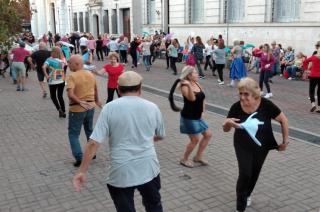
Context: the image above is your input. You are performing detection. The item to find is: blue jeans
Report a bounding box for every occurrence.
[107,175,163,212]
[68,109,95,161]
[287,65,298,78]
[143,55,151,70]
[271,60,279,75]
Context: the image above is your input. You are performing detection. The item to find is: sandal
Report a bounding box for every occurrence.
[193,157,209,166]
[180,159,194,168]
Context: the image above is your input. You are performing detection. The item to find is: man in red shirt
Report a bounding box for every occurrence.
[11,42,30,91]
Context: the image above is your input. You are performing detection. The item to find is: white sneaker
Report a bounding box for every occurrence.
[218,81,224,85]
[264,93,273,98]
[217,79,222,83]
[247,196,252,207]
[288,77,292,80]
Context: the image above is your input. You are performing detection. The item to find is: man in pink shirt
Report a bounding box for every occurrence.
[11,42,30,91]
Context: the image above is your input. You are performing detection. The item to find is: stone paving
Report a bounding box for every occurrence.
[0,69,320,212]
[92,58,320,135]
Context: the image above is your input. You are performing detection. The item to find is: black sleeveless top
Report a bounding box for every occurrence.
[181,83,205,120]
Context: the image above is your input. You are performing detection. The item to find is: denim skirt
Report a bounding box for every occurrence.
[180,116,209,135]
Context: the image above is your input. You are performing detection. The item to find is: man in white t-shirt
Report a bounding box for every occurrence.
[79,35,88,48]
[73,71,165,212]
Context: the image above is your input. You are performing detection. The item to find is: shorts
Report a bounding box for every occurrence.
[37,69,45,81]
[180,116,209,135]
[11,62,26,77]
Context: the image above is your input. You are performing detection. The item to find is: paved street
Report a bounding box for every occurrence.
[0,65,320,212]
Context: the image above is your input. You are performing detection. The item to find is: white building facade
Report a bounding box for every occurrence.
[143,0,320,55]
[30,0,320,54]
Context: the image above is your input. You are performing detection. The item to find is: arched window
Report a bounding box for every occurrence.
[273,0,300,22]
[147,0,156,24]
[191,0,204,24]
[226,0,245,23]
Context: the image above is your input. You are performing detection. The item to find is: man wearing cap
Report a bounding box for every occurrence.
[10,42,30,91]
[73,71,165,212]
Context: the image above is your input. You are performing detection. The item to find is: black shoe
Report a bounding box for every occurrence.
[92,155,97,160]
[173,72,177,75]
[212,73,217,76]
[269,79,273,83]
[73,160,82,167]
[59,110,66,118]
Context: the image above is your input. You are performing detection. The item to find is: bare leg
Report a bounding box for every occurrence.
[183,135,200,161]
[21,76,25,89]
[39,81,46,94]
[195,129,212,160]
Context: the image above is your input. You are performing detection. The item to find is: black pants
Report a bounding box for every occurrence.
[49,82,65,112]
[170,57,177,74]
[166,52,170,69]
[216,64,225,82]
[204,55,213,70]
[280,64,288,75]
[103,46,109,56]
[309,77,320,105]
[259,70,271,93]
[119,50,128,63]
[96,48,103,60]
[235,144,269,211]
[106,88,120,103]
[130,52,137,67]
[107,175,163,212]
[151,51,156,62]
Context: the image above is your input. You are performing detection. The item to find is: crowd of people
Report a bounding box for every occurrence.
[0,30,320,212]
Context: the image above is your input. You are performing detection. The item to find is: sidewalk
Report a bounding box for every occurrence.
[0,72,319,212]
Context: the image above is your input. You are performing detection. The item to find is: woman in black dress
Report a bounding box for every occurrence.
[223,77,289,212]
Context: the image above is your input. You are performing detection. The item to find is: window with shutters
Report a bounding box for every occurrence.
[191,0,204,24]
[85,12,89,33]
[273,0,300,22]
[226,0,245,23]
[79,12,84,32]
[73,13,78,31]
[147,0,156,24]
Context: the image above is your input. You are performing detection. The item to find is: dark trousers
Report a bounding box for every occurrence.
[196,58,205,77]
[131,52,137,67]
[96,48,104,60]
[235,144,269,211]
[107,175,163,212]
[216,64,225,82]
[49,82,65,112]
[170,57,177,74]
[120,50,128,63]
[259,70,271,93]
[103,46,109,56]
[165,52,170,68]
[204,55,213,70]
[107,88,120,103]
[309,77,320,105]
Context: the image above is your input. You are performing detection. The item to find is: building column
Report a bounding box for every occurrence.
[162,0,169,33]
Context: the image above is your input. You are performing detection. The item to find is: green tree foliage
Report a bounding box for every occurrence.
[0,0,31,46]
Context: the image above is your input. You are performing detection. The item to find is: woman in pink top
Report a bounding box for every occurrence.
[93,52,124,103]
[86,36,96,60]
[102,34,109,56]
[252,44,275,99]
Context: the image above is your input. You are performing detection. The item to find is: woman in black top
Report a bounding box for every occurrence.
[130,38,139,68]
[223,77,289,212]
[169,66,212,168]
[95,35,104,61]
